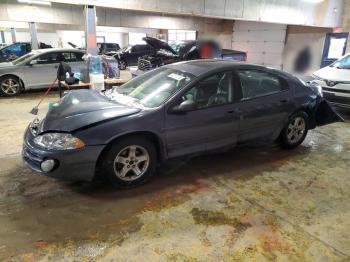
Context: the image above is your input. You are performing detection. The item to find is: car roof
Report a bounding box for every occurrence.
[31,48,85,54]
[164,59,280,77]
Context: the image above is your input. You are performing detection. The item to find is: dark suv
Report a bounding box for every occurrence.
[109,45,155,70]
[97,43,120,54]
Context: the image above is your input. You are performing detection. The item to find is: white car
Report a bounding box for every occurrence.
[0,48,85,96]
[313,53,350,108]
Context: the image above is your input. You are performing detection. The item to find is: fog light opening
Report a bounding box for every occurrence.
[40,159,56,173]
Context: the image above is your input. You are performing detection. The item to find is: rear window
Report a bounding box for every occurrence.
[237,70,288,99]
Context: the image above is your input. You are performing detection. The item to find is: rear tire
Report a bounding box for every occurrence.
[279,112,309,149]
[102,136,157,188]
[0,76,21,96]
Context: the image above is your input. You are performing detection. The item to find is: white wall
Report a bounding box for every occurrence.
[232,21,287,69]
[3,31,58,47]
[283,26,330,73]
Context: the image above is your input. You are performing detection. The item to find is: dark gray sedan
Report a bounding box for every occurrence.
[23,60,342,188]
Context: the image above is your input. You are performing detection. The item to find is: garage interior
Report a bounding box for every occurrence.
[0,0,349,261]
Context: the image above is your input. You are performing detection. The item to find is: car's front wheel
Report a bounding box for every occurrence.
[279,112,309,149]
[0,76,21,96]
[119,60,127,70]
[103,136,157,188]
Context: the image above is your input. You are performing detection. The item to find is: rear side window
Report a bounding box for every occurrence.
[237,70,288,99]
[70,52,84,62]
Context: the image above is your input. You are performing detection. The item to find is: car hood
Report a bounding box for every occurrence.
[0,62,14,68]
[313,66,350,82]
[143,37,177,55]
[39,89,141,133]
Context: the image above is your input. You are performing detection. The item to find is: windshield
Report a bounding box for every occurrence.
[12,52,38,65]
[111,68,194,108]
[331,54,350,69]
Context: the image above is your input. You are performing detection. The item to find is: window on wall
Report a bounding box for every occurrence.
[168,30,196,42]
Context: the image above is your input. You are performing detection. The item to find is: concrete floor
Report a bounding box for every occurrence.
[0,90,349,261]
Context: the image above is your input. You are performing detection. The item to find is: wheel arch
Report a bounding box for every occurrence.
[293,105,316,129]
[95,131,166,178]
[0,73,25,90]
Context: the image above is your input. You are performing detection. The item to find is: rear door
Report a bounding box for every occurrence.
[234,68,294,142]
[165,71,239,158]
[67,51,85,71]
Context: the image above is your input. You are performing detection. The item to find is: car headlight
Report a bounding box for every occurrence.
[33,133,85,150]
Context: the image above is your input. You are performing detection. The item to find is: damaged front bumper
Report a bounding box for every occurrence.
[315,99,344,126]
[22,126,104,182]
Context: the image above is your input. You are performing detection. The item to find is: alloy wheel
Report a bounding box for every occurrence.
[1,78,20,95]
[113,145,150,181]
[287,117,306,144]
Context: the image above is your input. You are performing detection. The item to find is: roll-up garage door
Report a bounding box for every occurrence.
[232,21,286,69]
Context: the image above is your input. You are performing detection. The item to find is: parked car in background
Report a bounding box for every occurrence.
[0,48,85,96]
[0,43,8,48]
[221,49,247,61]
[0,42,31,63]
[0,42,53,63]
[137,37,221,71]
[97,43,120,54]
[107,44,155,70]
[137,37,246,72]
[22,60,342,188]
[312,53,350,108]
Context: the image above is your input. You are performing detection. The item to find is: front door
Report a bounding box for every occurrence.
[234,69,294,142]
[23,51,61,89]
[165,71,239,158]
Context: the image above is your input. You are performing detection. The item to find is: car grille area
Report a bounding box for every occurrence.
[138,58,152,71]
[22,144,43,173]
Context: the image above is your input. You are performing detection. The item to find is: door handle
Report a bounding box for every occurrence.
[227,109,235,114]
[279,99,289,103]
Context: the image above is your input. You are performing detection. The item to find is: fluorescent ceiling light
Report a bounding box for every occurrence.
[303,0,324,3]
[17,0,52,6]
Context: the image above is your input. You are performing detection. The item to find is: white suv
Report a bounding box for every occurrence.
[313,53,350,108]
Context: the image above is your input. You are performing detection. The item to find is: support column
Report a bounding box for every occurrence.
[84,5,97,55]
[10,28,16,43]
[29,22,39,50]
[0,31,5,43]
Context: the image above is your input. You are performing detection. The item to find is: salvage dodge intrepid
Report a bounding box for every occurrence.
[23,60,342,188]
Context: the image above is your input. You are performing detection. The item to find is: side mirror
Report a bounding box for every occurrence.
[170,100,197,113]
[29,60,37,65]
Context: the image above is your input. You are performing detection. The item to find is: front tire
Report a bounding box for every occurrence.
[119,60,127,70]
[279,112,309,149]
[0,76,21,96]
[102,136,157,188]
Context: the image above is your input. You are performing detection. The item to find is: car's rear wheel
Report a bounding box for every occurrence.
[279,112,309,149]
[102,136,157,188]
[0,76,21,96]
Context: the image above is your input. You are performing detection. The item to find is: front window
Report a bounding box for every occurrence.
[331,54,350,69]
[180,71,233,109]
[12,51,40,65]
[111,68,194,108]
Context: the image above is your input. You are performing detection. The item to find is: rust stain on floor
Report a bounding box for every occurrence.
[0,94,349,261]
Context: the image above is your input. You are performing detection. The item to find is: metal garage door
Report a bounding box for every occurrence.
[232,21,286,69]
